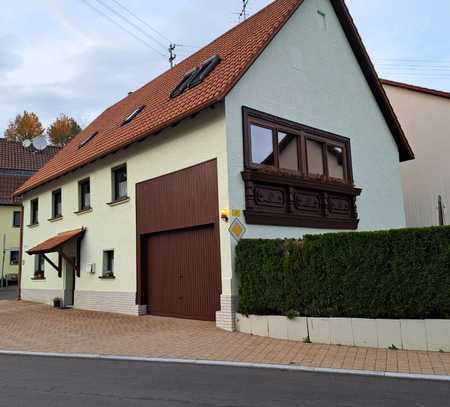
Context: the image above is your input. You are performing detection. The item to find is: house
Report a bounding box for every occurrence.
[382,79,450,227]
[0,139,59,284]
[14,0,413,331]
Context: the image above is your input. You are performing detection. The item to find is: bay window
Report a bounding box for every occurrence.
[242,107,361,229]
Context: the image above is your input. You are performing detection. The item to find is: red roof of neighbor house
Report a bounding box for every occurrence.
[15,0,413,197]
[27,228,85,255]
[381,79,450,100]
[0,138,60,171]
[0,175,26,205]
[0,139,60,204]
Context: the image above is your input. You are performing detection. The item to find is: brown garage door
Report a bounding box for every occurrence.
[136,159,221,321]
[145,225,221,320]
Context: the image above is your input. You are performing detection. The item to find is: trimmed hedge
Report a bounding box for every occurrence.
[235,226,450,319]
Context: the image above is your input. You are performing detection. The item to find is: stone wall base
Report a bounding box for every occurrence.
[21,289,63,306]
[74,291,142,315]
[216,294,239,331]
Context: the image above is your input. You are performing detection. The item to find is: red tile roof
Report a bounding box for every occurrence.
[0,175,25,205]
[0,139,60,171]
[27,228,85,255]
[15,0,413,196]
[0,139,60,204]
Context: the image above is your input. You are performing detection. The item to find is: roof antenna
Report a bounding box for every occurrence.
[169,43,176,68]
[240,0,249,21]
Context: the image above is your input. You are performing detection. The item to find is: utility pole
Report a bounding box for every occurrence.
[169,43,176,68]
[240,0,249,21]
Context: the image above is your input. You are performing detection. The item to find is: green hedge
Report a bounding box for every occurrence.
[235,226,450,319]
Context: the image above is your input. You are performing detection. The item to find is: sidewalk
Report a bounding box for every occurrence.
[0,300,448,377]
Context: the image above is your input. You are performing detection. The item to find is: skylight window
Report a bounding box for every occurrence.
[79,131,98,148]
[122,105,145,125]
[170,55,221,99]
[189,55,221,88]
[170,67,200,99]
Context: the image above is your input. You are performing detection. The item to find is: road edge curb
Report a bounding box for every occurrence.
[0,349,448,382]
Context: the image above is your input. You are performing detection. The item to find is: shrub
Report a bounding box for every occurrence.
[235,226,450,319]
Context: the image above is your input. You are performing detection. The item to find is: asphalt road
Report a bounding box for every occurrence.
[0,355,448,406]
[0,286,17,301]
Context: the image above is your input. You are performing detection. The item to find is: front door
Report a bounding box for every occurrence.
[63,257,75,307]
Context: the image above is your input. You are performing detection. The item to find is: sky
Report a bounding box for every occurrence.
[0,0,449,134]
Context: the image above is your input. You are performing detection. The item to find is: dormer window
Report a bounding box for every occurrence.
[122,105,145,125]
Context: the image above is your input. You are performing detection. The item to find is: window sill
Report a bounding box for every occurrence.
[74,207,93,216]
[106,197,130,207]
[31,277,46,281]
[27,223,39,228]
[48,216,63,223]
[99,275,116,280]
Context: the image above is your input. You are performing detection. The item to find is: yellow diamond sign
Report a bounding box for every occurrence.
[229,218,246,241]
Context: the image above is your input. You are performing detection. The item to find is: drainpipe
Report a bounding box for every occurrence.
[1,234,5,288]
[17,206,24,300]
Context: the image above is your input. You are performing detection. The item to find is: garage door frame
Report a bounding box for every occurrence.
[135,159,222,319]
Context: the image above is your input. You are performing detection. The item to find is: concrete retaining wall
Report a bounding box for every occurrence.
[236,314,450,352]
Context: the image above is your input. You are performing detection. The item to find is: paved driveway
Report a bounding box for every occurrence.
[0,300,449,377]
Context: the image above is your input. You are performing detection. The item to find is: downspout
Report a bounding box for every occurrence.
[17,205,24,300]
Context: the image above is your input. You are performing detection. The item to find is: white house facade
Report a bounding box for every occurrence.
[16,0,413,331]
[382,79,450,228]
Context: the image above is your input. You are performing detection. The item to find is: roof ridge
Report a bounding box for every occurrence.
[381,78,450,100]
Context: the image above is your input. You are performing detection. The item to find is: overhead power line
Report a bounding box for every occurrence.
[81,0,167,58]
[94,0,168,50]
[109,0,172,44]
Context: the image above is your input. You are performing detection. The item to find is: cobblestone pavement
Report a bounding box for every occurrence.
[0,300,448,376]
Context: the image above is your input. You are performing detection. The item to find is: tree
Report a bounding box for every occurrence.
[4,111,45,142]
[47,114,82,147]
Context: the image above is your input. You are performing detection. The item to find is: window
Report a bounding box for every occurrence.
[242,107,361,230]
[170,67,200,98]
[10,250,19,265]
[122,105,145,125]
[170,55,221,98]
[112,165,127,201]
[30,199,39,225]
[34,254,45,279]
[79,179,91,211]
[244,108,351,183]
[12,211,21,227]
[278,132,298,171]
[79,131,98,148]
[52,189,62,218]
[102,250,114,278]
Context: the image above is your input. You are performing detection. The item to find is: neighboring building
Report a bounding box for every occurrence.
[15,0,413,330]
[382,79,450,227]
[0,139,59,283]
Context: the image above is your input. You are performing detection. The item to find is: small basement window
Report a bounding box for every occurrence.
[79,131,98,148]
[10,250,19,266]
[122,105,145,125]
[102,250,115,278]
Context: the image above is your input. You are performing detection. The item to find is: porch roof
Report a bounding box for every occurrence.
[27,228,85,255]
